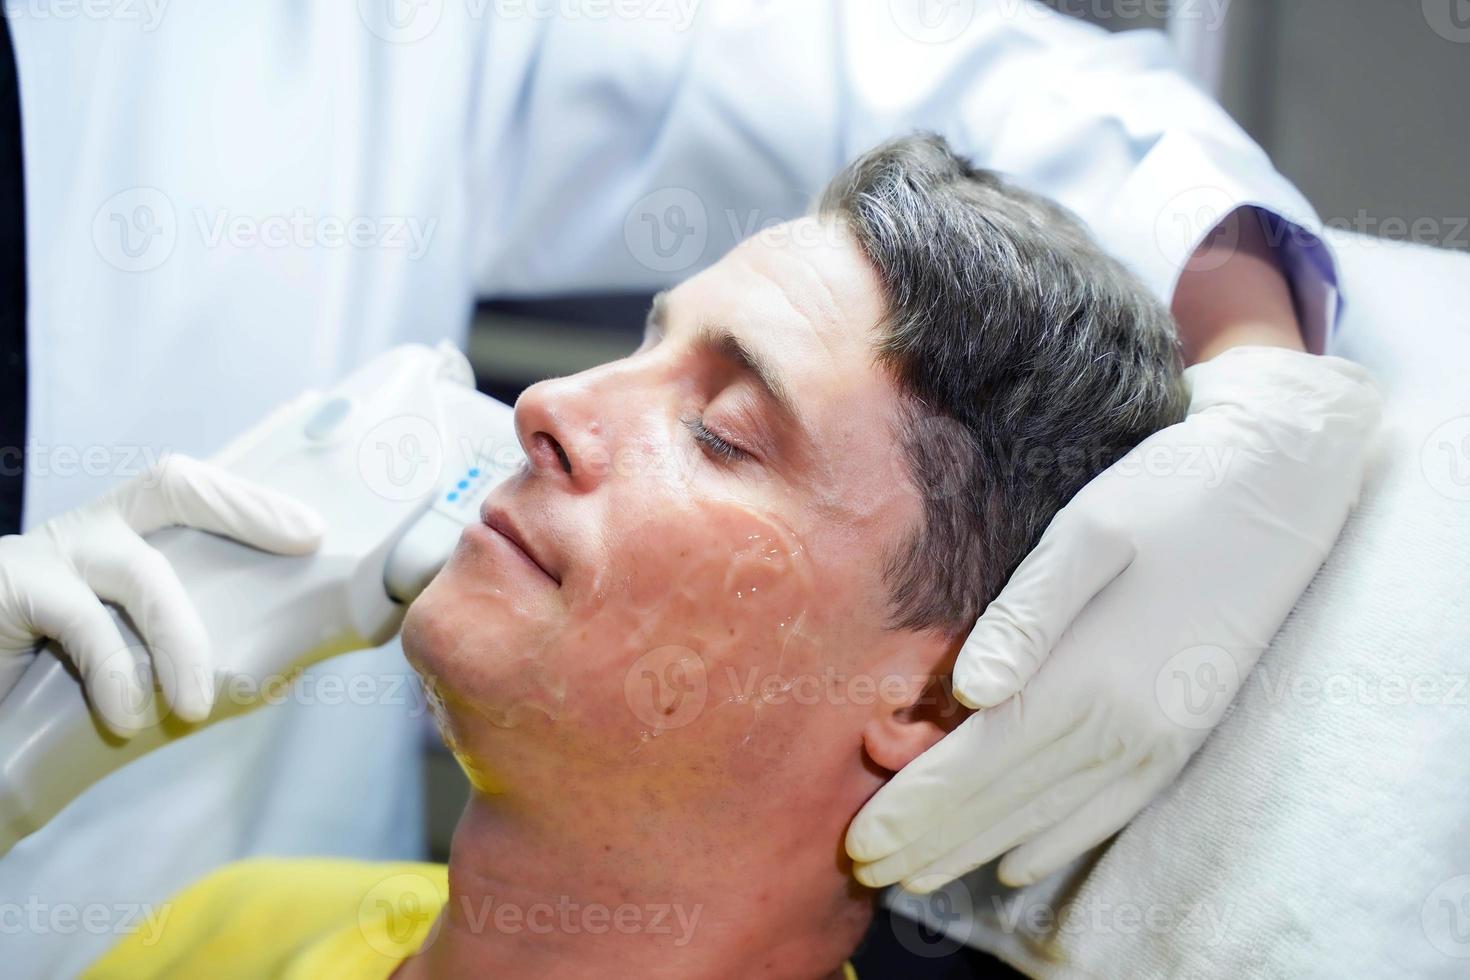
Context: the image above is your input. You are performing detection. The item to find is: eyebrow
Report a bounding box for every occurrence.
[646,291,807,431]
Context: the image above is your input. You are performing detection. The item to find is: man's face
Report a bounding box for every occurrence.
[404,217,930,808]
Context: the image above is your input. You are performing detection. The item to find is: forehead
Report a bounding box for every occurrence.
[663,215,893,407]
[691,217,883,348]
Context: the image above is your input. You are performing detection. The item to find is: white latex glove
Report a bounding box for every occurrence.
[846,347,1381,891]
[0,455,324,737]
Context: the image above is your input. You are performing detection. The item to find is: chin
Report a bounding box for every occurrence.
[399,576,458,676]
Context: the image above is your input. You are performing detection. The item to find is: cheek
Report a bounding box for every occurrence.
[545,496,848,780]
[413,491,854,792]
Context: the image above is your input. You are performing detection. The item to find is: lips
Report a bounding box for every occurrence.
[480,504,560,586]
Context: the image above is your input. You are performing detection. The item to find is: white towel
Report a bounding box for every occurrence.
[890,230,1470,979]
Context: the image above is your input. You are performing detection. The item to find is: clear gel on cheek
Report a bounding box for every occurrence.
[557,498,826,771]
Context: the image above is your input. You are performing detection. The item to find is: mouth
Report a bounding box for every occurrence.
[479,504,561,586]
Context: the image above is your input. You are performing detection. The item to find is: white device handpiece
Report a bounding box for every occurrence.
[0,343,525,856]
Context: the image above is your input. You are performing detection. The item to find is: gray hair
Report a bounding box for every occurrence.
[818,133,1189,635]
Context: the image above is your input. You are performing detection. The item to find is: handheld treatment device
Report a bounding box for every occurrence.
[0,343,523,856]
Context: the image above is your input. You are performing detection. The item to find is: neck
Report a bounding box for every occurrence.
[397,765,874,980]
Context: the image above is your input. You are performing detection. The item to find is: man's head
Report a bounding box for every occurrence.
[402,133,1185,967]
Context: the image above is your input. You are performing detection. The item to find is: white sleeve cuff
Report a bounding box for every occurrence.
[1095,130,1342,356]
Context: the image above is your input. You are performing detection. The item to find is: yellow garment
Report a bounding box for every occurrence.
[85,857,860,980]
[84,858,447,980]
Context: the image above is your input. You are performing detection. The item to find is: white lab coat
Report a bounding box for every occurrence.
[4,2,1334,975]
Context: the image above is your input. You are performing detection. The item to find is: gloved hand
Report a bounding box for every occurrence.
[846,347,1382,891]
[0,455,324,737]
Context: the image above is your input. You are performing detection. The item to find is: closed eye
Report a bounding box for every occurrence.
[681,415,751,464]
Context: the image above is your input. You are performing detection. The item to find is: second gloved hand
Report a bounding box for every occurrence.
[845,347,1381,891]
[0,455,324,736]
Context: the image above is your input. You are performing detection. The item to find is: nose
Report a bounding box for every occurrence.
[513,374,608,493]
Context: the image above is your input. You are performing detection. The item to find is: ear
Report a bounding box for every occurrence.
[860,631,969,774]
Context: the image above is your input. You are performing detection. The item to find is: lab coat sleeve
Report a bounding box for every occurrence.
[465,0,1338,353]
